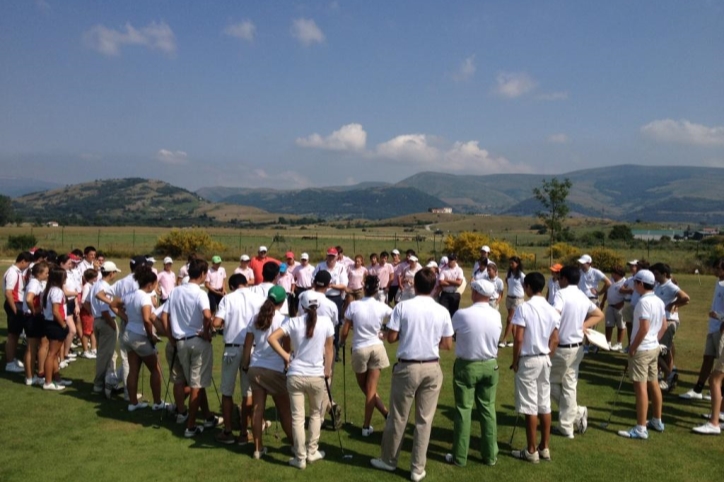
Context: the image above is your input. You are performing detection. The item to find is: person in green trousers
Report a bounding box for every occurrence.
[446,279,503,466]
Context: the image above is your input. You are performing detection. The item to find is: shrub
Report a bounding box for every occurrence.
[547,242,579,261]
[6,234,37,251]
[609,224,633,242]
[444,232,533,265]
[560,247,625,272]
[154,229,225,258]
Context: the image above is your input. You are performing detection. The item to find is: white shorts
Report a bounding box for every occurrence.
[605,306,625,329]
[515,355,552,415]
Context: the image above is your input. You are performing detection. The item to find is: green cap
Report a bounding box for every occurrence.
[268,285,287,304]
[212,255,222,264]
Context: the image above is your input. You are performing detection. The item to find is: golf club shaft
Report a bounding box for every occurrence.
[324,377,347,457]
[342,344,347,425]
[604,369,627,425]
[509,412,520,445]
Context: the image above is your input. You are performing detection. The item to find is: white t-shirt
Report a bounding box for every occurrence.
[215,288,266,345]
[438,265,464,293]
[80,283,93,306]
[578,267,608,298]
[553,286,597,345]
[388,296,454,360]
[162,283,210,339]
[90,279,114,318]
[547,278,560,305]
[654,279,681,320]
[281,314,335,377]
[249,282,289,315]
[512,296,561,356]
[123,289,153,336]
[632,292,665,351]
[607,277,627,306]
[621,277,635,302]
[3,265,25,303]
[452,302,502,361]
[708,280,724,334]
[248,311,286,372]
[312,261,349,297]
[506,272,525,298]
[65,268,82,299]
[400,264,422,295]
[43,286,66,322]
[23,278,45,314]
[344,297,392,351]
[206,267,227,291]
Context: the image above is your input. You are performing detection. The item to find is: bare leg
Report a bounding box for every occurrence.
[708,372,723,425]
[44,340,63,384]
[251,389,267,452]
[524,415,538,454]
[142,354,162,403]
[272,393,294,441]
[633,381,648,426]
[539,412,551,449]
[38,338,49,377]
[126,351,141,405]
[24,338,39,379]
[648,380,663,420]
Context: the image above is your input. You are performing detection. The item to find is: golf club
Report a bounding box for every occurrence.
[325,377,352,460]
[509,412,520,445]
[161,345,177,422]
[141,365,145,400]
[210,375,222,409]
[274,405,280,441]
[342,344,348,425]
[601,367,627,429]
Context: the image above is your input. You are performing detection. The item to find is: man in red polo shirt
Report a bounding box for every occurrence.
[248,246,279,286]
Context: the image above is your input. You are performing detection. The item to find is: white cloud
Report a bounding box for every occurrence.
[83,21,176,57]
[223,20,256,42]
[548,133,570,144]
[537,91,568,101]
[296,123,367,151]
[156,149,188,165]
[444,141,531,173]
[376,134,441,163]
[291,18,325,46]
[494,72,536,98]
[641,119,724,146]
[452,55,476,82]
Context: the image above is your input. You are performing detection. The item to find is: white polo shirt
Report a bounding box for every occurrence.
[292,263,315,289]
[3,265,25,303]
[553,286,597,345]
[249,282,289,315]
[607,277,627,306]
[439,265,464,294]
[344,297,392,351]
[111,273,138,299]
[512,296,561,356]
[621,277,635,303]
[123,289,153,336]
[708,280,724,334]
[215,288,266,345]
[632,292,665,351]
[90,279,114,318]
[547,278,560,305]
[578,267,608,298]
[23,278,45,314]
[452,302,502,361]
[400,264,421,294]
[157,270,176,300]
[654,279,681,320]
[506,272,525,298]
[281,314,335,377]
[162,282,210,339]
[43,286,66,322]
[312,261,348,297]
[472,260,491,281]
[206,266,227,291]
[233,266,255,284]
[388,296,453,361]
[248,311,286,372]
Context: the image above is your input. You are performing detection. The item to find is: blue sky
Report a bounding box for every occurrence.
[1,0,722,190]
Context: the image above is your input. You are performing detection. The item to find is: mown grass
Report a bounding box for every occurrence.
[1,272,723,482]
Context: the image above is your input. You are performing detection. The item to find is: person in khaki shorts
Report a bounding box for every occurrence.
[161,258,221,438]
[618,270,667,440]
[370,268,454,482]
[340,275,392,437]
[692,310,724,434]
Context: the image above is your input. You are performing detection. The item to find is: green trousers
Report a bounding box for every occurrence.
[452,358,499,466]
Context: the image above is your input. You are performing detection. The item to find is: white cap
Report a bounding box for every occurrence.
[480,245,491,253]
[258,246,268,252]
[391,249,400,255]
[301,252,309,260]
[634,269,655,285]
[240,254,250,262]
[577,254,593,264]
[101,261,121,273]
[409,255,418,263]
[146,256,156,264]
[300,290,322,310]
[471,279,497,297]
[440,256,449,265]
[627,259,638,265]
[163,257,173,265]
[426,261,438,268]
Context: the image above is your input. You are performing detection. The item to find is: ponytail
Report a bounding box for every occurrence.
[255,299,278,331]
[305,305,318,338]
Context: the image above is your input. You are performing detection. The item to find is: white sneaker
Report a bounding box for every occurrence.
[25,377,34,386]
[538,447,551,462]
[253,447,267,459]
[362,425,374,437]
[152,401,173,411]
[679,389,703,400]
[612,343,623,352]
[176,411,189,424]
[370,458,396,472]
[66,353,77,359]
[184,426,204,438]
[307,450,325,463]
[59,361,69,369]
[91,349,97,355]
[704,392,712,401]
[128,402,149,412]
[498,342,506,348]
[289,457,306,469]
[511,448,540,463]
[5,362,23,373]
[617,427,648,439]
[700,412,724,422]
[43,382,65,391]
[693,422,721,435]
[15,359,24,368]
[411,470,426,482]
[80,351,97,359]
[647,418,665,432]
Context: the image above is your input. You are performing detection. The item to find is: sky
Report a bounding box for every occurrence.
[0,0,723,191]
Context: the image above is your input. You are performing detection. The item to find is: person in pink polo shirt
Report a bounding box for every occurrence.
[205,256,227,313]
[157,257,177,304]
[234,254,255,285]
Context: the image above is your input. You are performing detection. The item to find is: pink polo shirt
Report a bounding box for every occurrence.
[347,266,367,291]
[206,267,227,291]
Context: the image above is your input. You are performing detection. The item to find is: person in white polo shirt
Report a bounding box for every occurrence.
[91,261,122,398]
[617,269,666,440]
[445,279,502,468]
[501,256,525,348]
[4,251,32,373]
[234,254,255,285]
[398,255,421,302]
[340,275,392,437]
[605,266,627,352]
[577,254,611,307]
[212,273,265,445]
[510,272,560,464]
[486,262,504,311]
[546,264,562,306]
[438,253,464,317]
[205,255,226,313]
[161,258,222,438]
[550,266,603,439]
[370,268,454,482]
[292,252,315,315]
[471,245,492,282]
[620,260,649,351]
[313,247,349,362]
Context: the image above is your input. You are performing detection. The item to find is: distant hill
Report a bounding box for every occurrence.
[0,177,62,198]
[13,178,275,226]
[196,181,392,203]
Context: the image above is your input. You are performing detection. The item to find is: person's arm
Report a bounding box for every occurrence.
[141,304,157,342]
[512,325,524,372]
[267,328,290,368]
[340,319,353,346]
[161,312,174,346]
[439,335,453,351]
[241,331,254,371]
[5,289,16,314]
[669,289,690,312]
[110,298,128,323]
[387,329,399,344]
[200,308,213,340]
[629,318,649,356]
[548,328,560,357]
[324,336,334,379]
[657,316,668,341]
[212,315,224,330]
[26,292,37,316]
[583,307,605,330]
[52,302,66,328]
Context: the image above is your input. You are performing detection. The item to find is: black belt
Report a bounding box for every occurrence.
[521,353,546,358]
[588,297,598,300]
[507,296,522,299]
[441,291,458,295]
[559,343,582,348]
[398,358,439,364]
[224,343,241,347]
[176,335,197,341]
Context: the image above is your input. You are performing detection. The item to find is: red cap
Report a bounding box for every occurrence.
[326,247,338,256]
[68,253,81,263]
[285,251,295,259]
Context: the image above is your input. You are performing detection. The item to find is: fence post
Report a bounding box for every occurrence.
[353,233,356,253]
[97,229,101,249]
[133,230,136,252]
[315,233,318,250]
[394,232,397,249]
[61,226,64,247]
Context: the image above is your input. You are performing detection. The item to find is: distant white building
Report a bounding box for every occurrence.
[46,221,59,227]
[428,207,453,214]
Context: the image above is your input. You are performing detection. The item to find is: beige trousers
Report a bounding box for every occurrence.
[287,375,326,460]
[550,346,584,434]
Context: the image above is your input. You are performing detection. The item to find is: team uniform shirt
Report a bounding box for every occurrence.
[344,297,392,351]
[553,286,597,345]
[249,282,289,315]
[233,266,255,284]
[391,261,407,287]
[400,264,422,296]
[506,272,526,298]
[249,256,280,286]
[215,288,266,345]
[122,289,153,336]
[43,286,67,322]
[438,265,464,293]
[312,261,349,297]
[578,267,608,299]
[512,296,561,356]
[281,314,335,377]
[4,265,25,303]
[162,283,210,339]
[276,272,295,294]
[374,263,394,289]
[347,266,367,291]
[111,273,138,299]
[607,277,627,306]
[23,278,45,314]
[67,267,83,299]
[452,302,502,360]
[292,263,315,289]
[654,279,681,321]
[157,270,176,301]
[388,296,454,360]
[708,280,724,334]
[78,259,95,274]
[90,279,114,318]
[547,278,560,305]
[80,283,93,310]
[621,277,635,302]
[178,264,189,281]
[472,261,491,281]
[248,312,286,372]
[632,293,666,351]
[206,267,227,291]
[489,276,505,304]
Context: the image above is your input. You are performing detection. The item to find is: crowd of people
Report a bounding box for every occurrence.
[3,243,724,480]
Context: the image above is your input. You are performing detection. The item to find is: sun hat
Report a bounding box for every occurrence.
[101,261,121,273]
[634,269,655,285]
[300,290,322,310]
[163,257,173,265]
[240,254,250,262]
[212,255,222,264]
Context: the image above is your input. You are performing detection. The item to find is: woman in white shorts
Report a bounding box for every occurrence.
[242,286,293,459]
[486,262,505,311]
[268,290,335,470]
[501,256,525,347]
[340,275,391,436]
[116,266,166,412]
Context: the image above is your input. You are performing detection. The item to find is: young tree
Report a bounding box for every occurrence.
[0,195,15,226]
[609,224,634,242]
[532,177,572,247]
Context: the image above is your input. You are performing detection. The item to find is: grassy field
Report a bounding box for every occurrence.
[1,270,723,482]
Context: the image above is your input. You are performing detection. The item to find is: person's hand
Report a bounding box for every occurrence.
[709,311,719,319]
[629,346,637,357]
[510,361,519,373]
[324,367,331,379]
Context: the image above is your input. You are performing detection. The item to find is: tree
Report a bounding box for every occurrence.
[0,195,15,226]
[609,224,633,242]
[532,177,572,247]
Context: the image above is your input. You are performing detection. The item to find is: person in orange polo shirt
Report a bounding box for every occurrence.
[249,246,280,286]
